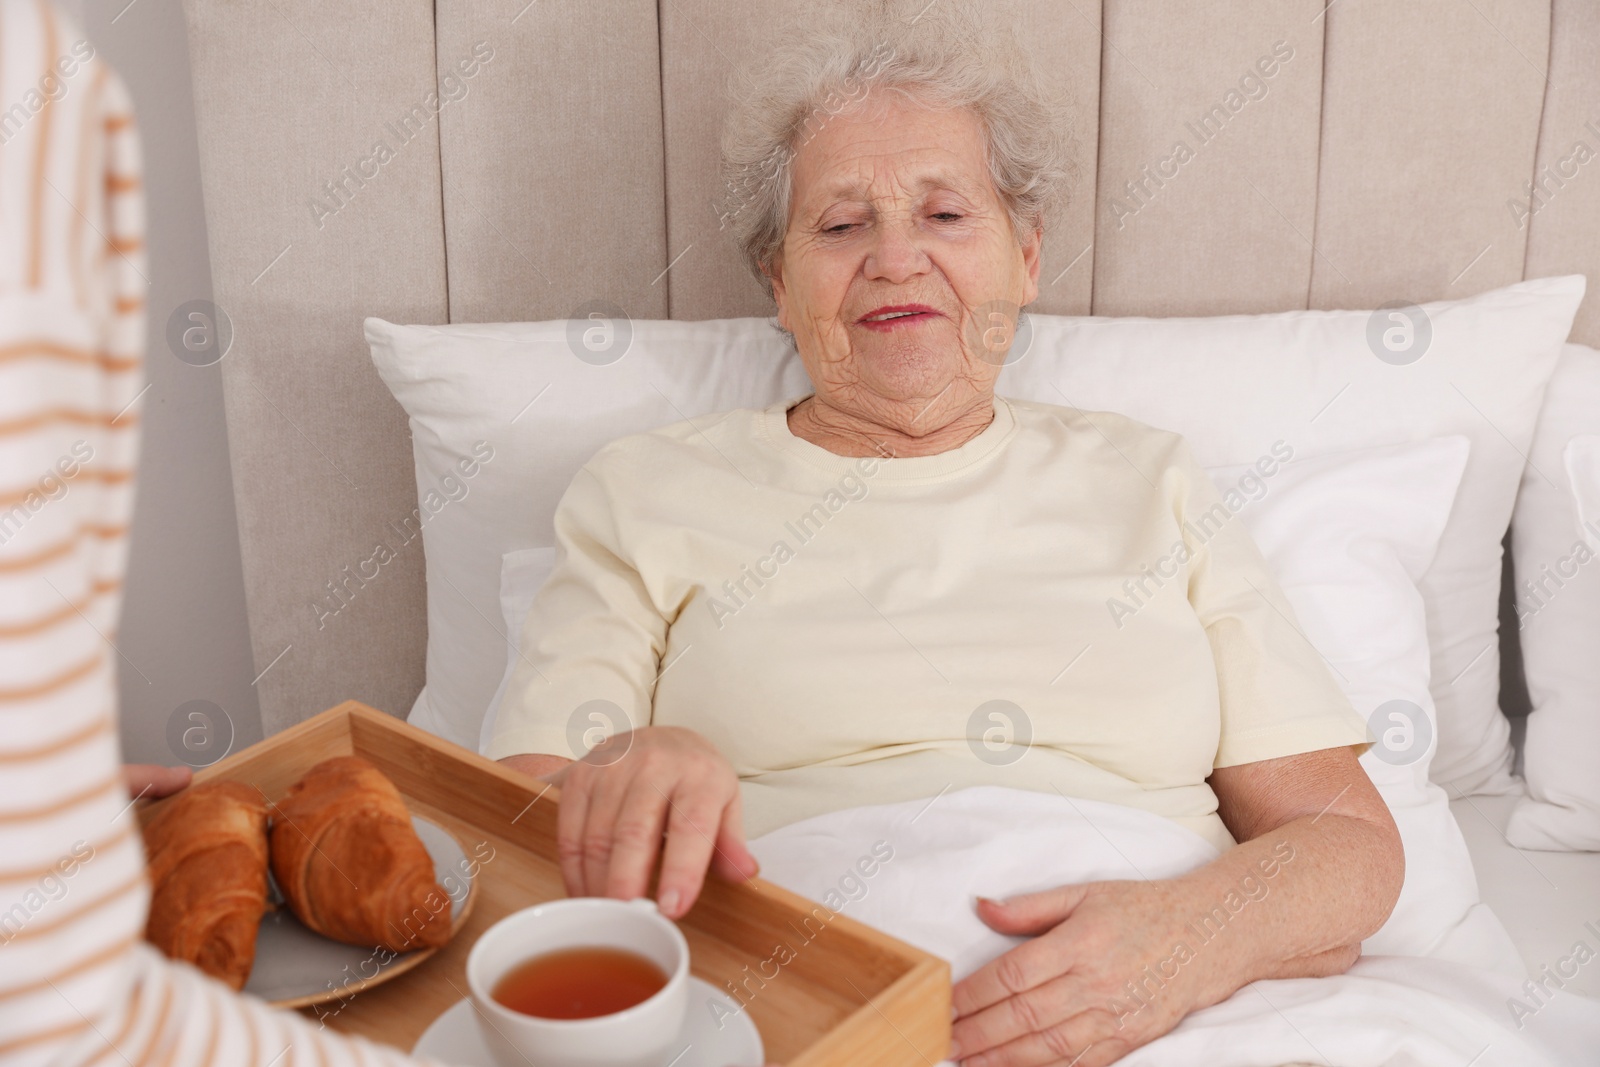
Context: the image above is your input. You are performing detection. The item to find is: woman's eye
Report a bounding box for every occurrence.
[823,222,855,234]
[931,212,963,222]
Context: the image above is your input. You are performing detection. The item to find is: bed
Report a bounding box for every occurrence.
[176,0,1600,1054]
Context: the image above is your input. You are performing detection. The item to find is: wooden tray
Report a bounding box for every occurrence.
[140,701,951,1066]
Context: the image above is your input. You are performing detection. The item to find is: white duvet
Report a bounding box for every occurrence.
[749,786,1600,1067]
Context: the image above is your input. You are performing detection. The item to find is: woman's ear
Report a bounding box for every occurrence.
[764,254,791,332]
[1020,225,1043,307]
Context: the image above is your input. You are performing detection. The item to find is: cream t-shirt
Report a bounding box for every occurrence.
[488,394,1372,851]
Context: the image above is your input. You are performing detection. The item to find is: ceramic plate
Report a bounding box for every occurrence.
[412,979,765,1066]
[244,815,479,1009]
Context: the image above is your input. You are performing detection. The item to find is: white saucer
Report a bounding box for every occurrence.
[412,977,765,1067]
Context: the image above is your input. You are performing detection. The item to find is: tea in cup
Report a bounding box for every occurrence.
[465,898,690,1067]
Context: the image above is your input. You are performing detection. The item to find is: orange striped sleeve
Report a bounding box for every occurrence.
[0,525,126,574]
[0,654,101,703]
[0,407,138,436]
[0,710,109,763]
[0,934,142,999]
[0,773,121,823]
[0,340,142,369]
[67,966,147,1067]
[0,467,134,510]
[67,63,110,308]
[0,822,129,880]
[0,1017,98,1059]
[25,0,59,288]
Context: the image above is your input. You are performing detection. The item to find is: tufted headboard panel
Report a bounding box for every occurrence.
[180,0,1600,735]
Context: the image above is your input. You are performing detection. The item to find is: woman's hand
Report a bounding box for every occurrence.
[531,726,759,919]
[950,878,1265,1067]
[950,746,1398,1065]
[950,879,1226,1066]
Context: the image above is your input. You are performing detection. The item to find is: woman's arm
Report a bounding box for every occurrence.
[1202,743,1403,976]
[947,744,1402,1067]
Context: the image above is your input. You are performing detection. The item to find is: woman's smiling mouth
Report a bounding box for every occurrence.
[857,303,942,331]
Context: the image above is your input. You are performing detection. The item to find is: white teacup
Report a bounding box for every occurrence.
[465,897,691,1067]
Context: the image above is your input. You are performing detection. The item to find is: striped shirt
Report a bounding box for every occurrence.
[0,3,446,1063]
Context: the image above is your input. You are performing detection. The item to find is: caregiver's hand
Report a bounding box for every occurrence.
[504,726,759,920]
[122,763,192,799]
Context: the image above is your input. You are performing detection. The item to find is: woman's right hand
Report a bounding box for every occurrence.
[505,726,759,919]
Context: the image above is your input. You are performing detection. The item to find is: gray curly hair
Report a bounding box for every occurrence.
[717,0,1075,301]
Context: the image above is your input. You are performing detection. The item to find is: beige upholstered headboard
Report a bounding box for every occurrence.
[180,0,1600,736]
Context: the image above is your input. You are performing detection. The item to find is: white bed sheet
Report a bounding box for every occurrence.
[1452,792,1600,1000]
[750,786,1600,1067]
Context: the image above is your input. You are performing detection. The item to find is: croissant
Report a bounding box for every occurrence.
[268,755,452,953]
[142,780,270,990]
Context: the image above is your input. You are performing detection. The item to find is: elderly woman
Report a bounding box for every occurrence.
[492,4,1402,1064]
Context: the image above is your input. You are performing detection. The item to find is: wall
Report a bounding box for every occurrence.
[80,0,263,767]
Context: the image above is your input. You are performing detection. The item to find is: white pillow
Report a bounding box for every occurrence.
[1209,436,1517,970]
[367,274,1585,769]
[478,547,557,757]
[368,318,810,749]
[1007,276,1585,797]
[1571,436,1600,539]
[1506,342,1600,851]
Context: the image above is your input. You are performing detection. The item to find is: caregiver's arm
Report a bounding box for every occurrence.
[0,15,456,1059]
[947,743,1402,1067]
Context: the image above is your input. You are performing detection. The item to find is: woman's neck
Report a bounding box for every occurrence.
[786,392,997,458]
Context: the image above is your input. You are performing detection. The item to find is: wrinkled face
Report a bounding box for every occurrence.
[766,90,1041,426]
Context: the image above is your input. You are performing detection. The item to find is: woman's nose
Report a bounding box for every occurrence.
[863,218,931,284]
